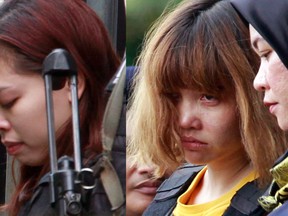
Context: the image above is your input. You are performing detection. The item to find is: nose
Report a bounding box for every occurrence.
[178,100,202,130]
[137,164,155,176]
[253,63,269,92]
[0,118,11,132]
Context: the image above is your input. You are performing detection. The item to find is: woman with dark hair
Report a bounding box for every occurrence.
[230,1,288,215]
[127,0,288,215]
[0,0,125,215]
[126,156,163,216]
[126,107,164,216]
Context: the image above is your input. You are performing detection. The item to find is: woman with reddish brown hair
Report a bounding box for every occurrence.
[0,0,125,215]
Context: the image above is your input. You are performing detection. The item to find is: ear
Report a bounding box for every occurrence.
[68,73,86,102]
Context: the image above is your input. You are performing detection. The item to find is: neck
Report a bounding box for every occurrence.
[190,152,253,204]
[206,159,252,190]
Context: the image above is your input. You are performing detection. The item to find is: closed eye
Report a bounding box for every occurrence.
[259,50,271,59]
[1,99,16,109]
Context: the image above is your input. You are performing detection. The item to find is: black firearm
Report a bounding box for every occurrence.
[42,49,95,216]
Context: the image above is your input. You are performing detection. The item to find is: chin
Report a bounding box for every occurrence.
[185,158,206,165]
[279,124,288,132]
[16,157,45,167]
[127,199,152,216]
[184,153,206,165]
[277,119,288,131]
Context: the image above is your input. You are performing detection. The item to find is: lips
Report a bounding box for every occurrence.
[264,101,278,114]
[181,136,207,151]
[135,179,162,195]
[2,140,24,155]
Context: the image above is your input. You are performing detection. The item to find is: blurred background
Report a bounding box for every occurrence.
[126,0,181,66]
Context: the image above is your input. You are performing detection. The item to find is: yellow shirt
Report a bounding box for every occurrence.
[173,166,257,216]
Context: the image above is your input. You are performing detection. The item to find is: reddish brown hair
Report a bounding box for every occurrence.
[0,0,120,215]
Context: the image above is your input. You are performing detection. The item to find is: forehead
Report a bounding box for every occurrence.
[0,65,20,96]
[249,24,271,50]
[249,24,259,41]
[0,58,40,88]
[0,57,17,78]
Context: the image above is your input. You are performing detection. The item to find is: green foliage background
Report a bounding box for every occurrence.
[126,0,181,66]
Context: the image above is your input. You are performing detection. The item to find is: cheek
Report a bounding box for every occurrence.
[204,108,241,146]
[204,108,239,134]
[126,165,137,190]
[53,92,71,130]
[267,56,288,88]
[14,88,45,125]
[16,93,48,142]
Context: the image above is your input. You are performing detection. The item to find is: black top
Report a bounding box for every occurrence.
[230,0,288,69]
[144,164,267,216]
[18,99,126,216]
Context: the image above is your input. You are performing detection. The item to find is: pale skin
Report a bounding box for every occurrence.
[0,53,84,166]
[250,25,288,131]
[173,89,252,203]
[126,111,163,216]
[126,160,162,216]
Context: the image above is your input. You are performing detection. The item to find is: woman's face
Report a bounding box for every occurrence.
[250,25,288,131]
[126,160,162,216]
[175,89,244,166]
[0,57,72,166]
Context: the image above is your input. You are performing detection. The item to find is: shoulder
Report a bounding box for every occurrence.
[18,175,57,216]
[224,180,269,216]
[143,164,203,216]
[155,163,203,200]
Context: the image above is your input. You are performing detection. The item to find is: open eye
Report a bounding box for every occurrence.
[200,94,217,101]
[201,95,215,101]
[200,94,219,105]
